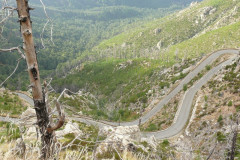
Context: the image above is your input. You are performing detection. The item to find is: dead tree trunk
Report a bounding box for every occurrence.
[16,0,53,159]
[229,130,238,160]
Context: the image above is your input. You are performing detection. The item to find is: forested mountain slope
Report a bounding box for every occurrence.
[0,0,188,89]
[1,0,239,121]
[52,0,240,121]
[96,0,240,59]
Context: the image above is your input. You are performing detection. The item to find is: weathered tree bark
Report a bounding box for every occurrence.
[16,0,53,159]
[228,128,238,160]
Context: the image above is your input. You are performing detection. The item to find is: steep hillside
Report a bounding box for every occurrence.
[96,0,240,59]
[0,0,183,90]
[173,57,240,159]
[53,0,240,121]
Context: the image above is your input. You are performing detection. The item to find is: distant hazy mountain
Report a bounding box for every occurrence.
[31,0,202,9]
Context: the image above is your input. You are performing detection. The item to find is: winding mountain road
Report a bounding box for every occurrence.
[3,49,239,140]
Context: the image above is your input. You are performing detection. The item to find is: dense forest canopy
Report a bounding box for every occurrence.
[0,0,200,90]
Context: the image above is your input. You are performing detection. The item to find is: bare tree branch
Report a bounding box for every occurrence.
[0,58,22,87]
[113,146,123,160]
[0,6,16,24]
[0,46,25,87]
[47,100,65,133]
[0,47,26,59]
[46,87,66,133]
[39,0,54,48]
[206,142,217,160]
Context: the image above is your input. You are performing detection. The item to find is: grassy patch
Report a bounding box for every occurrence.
[0,91,27,117]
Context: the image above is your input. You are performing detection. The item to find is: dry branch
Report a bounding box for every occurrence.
[0,46,25,86]
[47,100,65,133]
[0,6,15,24]
[39,0,54,48]
[0,47,25,59]
[0,58,22,87]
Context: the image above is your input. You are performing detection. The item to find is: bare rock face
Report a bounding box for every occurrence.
[24,126,38,140]
[17,108,40,141]
[121,42,127,48]
[55,121,83,138]
[190,1,199,7]
[141,135,158,151]
[116,60,133,70]
[96,125,141,157]
[19,107,36,127]
[157,40,162,50]
[63,92,74,99]
[99,126,115,136]
[153,28,161,35]
[199,6,217,22]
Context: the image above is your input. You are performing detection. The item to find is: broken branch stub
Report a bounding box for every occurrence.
[47,101,65,133]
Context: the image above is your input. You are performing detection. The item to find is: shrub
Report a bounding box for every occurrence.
[183,84,188,91]
[228,101,233,106]
[206,65,211,70]
[216,131,226,142]
[64,133,75,139]
[235,105,240,112]
[217,115,223,126]
[202,121,207,127]
[217,115,223,122]
[204,95,208,102]
[161,140,170,147]
[146,123,157,131]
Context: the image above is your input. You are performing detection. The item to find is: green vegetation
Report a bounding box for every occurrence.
[145,123,158,131]
[217,115,223,126]
[228,101,233,106]
[206,65,211,71]
[53,58,165,121]
[52,0,240,123]
[204,95,208,102]
[0,0,184,90]
[157,140,176,160]
[216,131,226,142]
[235,135,240,159]
[0,91,27,117]
[0,122,21,143]
[54,56,195,121]
[183,84,188,91]
[97,0,240,62]
[31,0,196,10]
[61,121,101,150]
[223,58,240,93]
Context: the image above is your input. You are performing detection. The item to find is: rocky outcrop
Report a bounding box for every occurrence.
[63,92,74,99]
[157,40,162,50]
[190,1,199,7]
[141,135,158,151]
[55,121,83,138]
[96,125,141,157]
[18,108,36,127]
[116,60,133,70]
[199,6,217,22]
[153,28,161,35]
